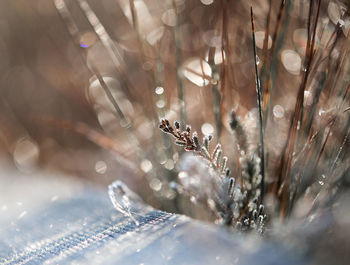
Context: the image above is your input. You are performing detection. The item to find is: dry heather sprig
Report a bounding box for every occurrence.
[159,118,229,176]
[160,117,266,233]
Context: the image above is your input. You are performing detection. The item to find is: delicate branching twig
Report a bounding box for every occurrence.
[159,119,229,176]
[160,117,266,233]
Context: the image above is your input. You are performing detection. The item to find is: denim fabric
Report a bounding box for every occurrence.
[0,173,307,265]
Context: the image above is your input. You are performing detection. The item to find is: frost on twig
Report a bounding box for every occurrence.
[160,118,266,233]
[159,119,229,176]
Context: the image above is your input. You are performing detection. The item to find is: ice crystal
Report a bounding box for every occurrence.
[108,180,146,225]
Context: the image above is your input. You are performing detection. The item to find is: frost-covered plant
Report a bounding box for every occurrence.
[159,114,267,233]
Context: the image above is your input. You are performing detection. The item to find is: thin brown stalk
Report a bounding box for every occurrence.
[218,0,228,141]
[309,0,321,62]
[315,83,350,167]
[220,0,228,97]
[277,0,321,219]
[172,0,186,128]
[208,47,222,141]
[261,0,272,95]
[262,0,287,114]
[297,0,321,150]
[309,120,350,214]
[93,68,127,123]
[251,7,265,201]
[185,66,213,83]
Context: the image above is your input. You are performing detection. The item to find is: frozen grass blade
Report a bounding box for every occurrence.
[251,7,265,202]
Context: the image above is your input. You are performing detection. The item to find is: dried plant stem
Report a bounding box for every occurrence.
[94,69,127,122]
[310,117,350,214]
[208,47,222,142]
[303,23,346,140]
[184,66,213,83]
[93,66,147,160]
[261,0,272,74]
[251,7,265,202]
[172,0,186,128]
[303,72,326,137]
[277,0,321,218]
[155,52,176,163]
[315,84,350,169]
[218,0,228,139]
[76,0,134,93]
[261,0,287,121]
[296,0,321,151]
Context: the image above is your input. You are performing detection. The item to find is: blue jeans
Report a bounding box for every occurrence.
[0,176,307,265]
